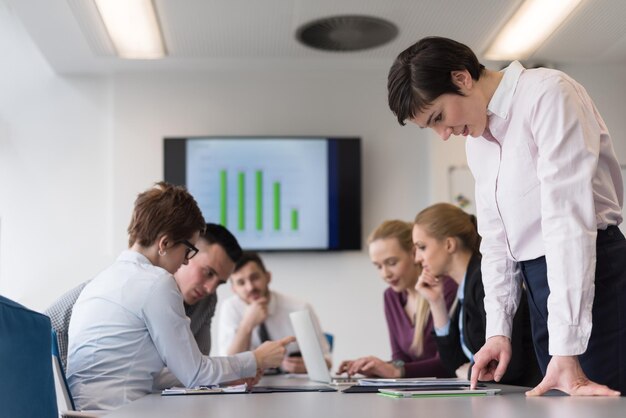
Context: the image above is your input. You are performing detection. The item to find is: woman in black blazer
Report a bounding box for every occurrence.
[412,203,540,386]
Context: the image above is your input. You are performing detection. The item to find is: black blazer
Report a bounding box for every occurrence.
[433,253,541,386]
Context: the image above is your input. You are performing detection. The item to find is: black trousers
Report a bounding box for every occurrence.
[520,226,626,393]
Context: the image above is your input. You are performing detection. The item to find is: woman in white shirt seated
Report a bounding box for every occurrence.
[67,182,293,411]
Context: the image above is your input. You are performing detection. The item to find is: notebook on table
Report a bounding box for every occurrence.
[289,310,356,386]
[343,378,481,394]
[378,387,501,398]
[358,377,464,386]
[162,384,337,396]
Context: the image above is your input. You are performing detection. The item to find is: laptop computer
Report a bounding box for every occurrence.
[289,310,356,385]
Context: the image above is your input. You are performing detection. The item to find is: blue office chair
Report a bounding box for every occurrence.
[324,332,334,352]
[0,295,58,418]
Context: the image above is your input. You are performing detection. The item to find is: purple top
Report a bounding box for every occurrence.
[383,277,458,378]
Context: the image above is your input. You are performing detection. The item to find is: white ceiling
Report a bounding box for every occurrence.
[6,0,626,75]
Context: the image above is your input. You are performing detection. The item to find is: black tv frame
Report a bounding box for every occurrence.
[164,136,361,252]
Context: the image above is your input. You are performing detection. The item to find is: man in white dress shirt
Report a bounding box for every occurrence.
[217,251,331,373]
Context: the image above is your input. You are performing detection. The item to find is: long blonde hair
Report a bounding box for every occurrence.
[368,220,430,357]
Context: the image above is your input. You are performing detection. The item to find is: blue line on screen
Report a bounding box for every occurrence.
[328,140,339,249]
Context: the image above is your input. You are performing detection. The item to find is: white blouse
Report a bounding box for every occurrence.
[467,61,623,356]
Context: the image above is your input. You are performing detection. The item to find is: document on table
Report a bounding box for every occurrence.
[378,387,501,398]
[161,383,247,395]
[358,377,470,387]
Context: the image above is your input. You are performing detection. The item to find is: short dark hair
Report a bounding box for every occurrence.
[127,181,205,247]
[387,36,485,126]
[201,223,243,263]
[233,251,267,274]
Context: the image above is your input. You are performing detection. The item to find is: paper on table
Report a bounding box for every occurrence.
[358,377,469,387]
[161,383,247,395]
[378,387,500,398]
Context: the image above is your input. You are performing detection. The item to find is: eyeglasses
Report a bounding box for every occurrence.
[178,239,199,260]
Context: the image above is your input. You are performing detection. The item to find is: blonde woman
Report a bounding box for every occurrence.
[413,203,540,385]
[338,220,456,378]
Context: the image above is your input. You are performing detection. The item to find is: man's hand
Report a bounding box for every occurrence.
[526,355,620,397]
[241,297,269,330]
[226,298,270,356]
[253,336,296,369]
[470,335,512,388]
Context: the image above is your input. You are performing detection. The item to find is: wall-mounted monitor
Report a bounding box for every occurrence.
[164,136,361,251]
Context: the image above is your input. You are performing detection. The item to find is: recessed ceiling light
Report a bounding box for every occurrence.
[484,0,583,61]
[94,0,166,59]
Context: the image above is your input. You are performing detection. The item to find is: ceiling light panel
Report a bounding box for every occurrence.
[94,0,166,59]
[484,0,583,61]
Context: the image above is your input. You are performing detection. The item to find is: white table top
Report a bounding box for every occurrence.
[103,376,626,418]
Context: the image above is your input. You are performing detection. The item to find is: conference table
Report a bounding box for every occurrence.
[103,375,626,418]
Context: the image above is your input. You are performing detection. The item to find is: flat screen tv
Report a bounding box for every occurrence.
[164,136,361,251]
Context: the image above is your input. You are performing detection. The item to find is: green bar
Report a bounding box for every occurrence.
[273,182,281,230]
[238,172,245,230]
[291,208,298,231]
[256,170,263,231]
[220,170,227,226]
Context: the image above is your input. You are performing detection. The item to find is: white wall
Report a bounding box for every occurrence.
[0,3,432,363]
[108,70,431,361]
[2,2,626,365]
[0,3,113,309]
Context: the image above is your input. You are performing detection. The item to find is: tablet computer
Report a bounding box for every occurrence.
[378,387,501,398]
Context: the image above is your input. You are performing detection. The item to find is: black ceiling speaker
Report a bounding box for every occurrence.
[296,15,398,52]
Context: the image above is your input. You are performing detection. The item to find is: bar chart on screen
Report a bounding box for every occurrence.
[216,168,301,232]
[186,138,329,250]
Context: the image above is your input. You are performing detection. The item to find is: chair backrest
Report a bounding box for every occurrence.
[45,281,90,372]
[324,332,334,352]
[51,329,76,412]
[0,295,58,418]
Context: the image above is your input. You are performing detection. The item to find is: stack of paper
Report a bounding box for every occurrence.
[378,387,500,398]
[162,383,247,395]
[358,377,470,387]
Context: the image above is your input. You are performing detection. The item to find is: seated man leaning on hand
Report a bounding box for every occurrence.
[217,251,331,373]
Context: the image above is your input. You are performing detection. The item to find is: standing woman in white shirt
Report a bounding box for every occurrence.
[387,36,625,396]
[67,182,293,411]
